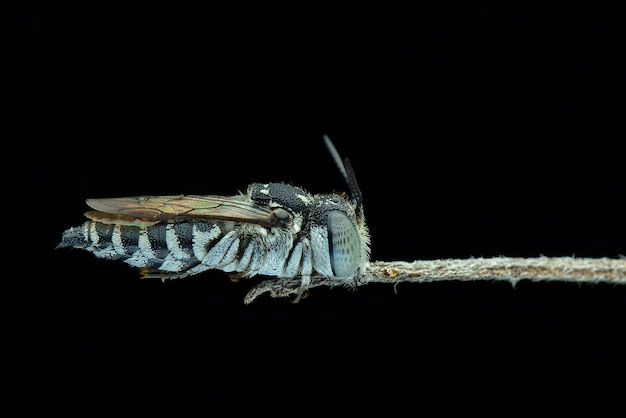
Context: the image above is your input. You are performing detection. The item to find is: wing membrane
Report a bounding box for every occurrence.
[85,195,276,226]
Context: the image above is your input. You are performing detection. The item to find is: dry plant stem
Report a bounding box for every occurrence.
[244,256,626,303]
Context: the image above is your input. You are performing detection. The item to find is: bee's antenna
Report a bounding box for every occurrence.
[323,135,363,216]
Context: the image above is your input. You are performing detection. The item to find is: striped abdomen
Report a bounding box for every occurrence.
[58,219,312,280]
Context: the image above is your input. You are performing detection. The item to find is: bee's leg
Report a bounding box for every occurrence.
[291,240,314,303]
[227,273,243,283]
[291,275,311,303]
[139,268,160,279]
[243,277,302,304]
[139,268,190,281]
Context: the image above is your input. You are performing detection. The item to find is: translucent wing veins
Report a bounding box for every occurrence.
[85,195,277,226]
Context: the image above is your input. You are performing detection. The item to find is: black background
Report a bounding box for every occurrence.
[8,1,625,415]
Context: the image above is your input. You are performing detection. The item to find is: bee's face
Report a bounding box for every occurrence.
[309,194,369,280]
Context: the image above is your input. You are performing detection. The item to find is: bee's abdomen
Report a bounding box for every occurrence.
[58,220,226,275]
[58,219,313,280]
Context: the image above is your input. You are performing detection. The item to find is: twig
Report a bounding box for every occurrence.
[244,256,626,303]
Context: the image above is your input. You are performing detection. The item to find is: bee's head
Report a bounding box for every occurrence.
[309,193,370,281]
[306,135,370,282]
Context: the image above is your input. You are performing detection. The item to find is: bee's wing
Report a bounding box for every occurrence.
[84,195,276,227]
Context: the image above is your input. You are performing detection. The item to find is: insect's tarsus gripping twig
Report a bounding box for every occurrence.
[243,256,626,303]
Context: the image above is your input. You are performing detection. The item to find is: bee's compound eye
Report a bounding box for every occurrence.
[327,210,361,277]
[271,208,291,224]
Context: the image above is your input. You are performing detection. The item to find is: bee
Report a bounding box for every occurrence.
[57,136,370,293]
